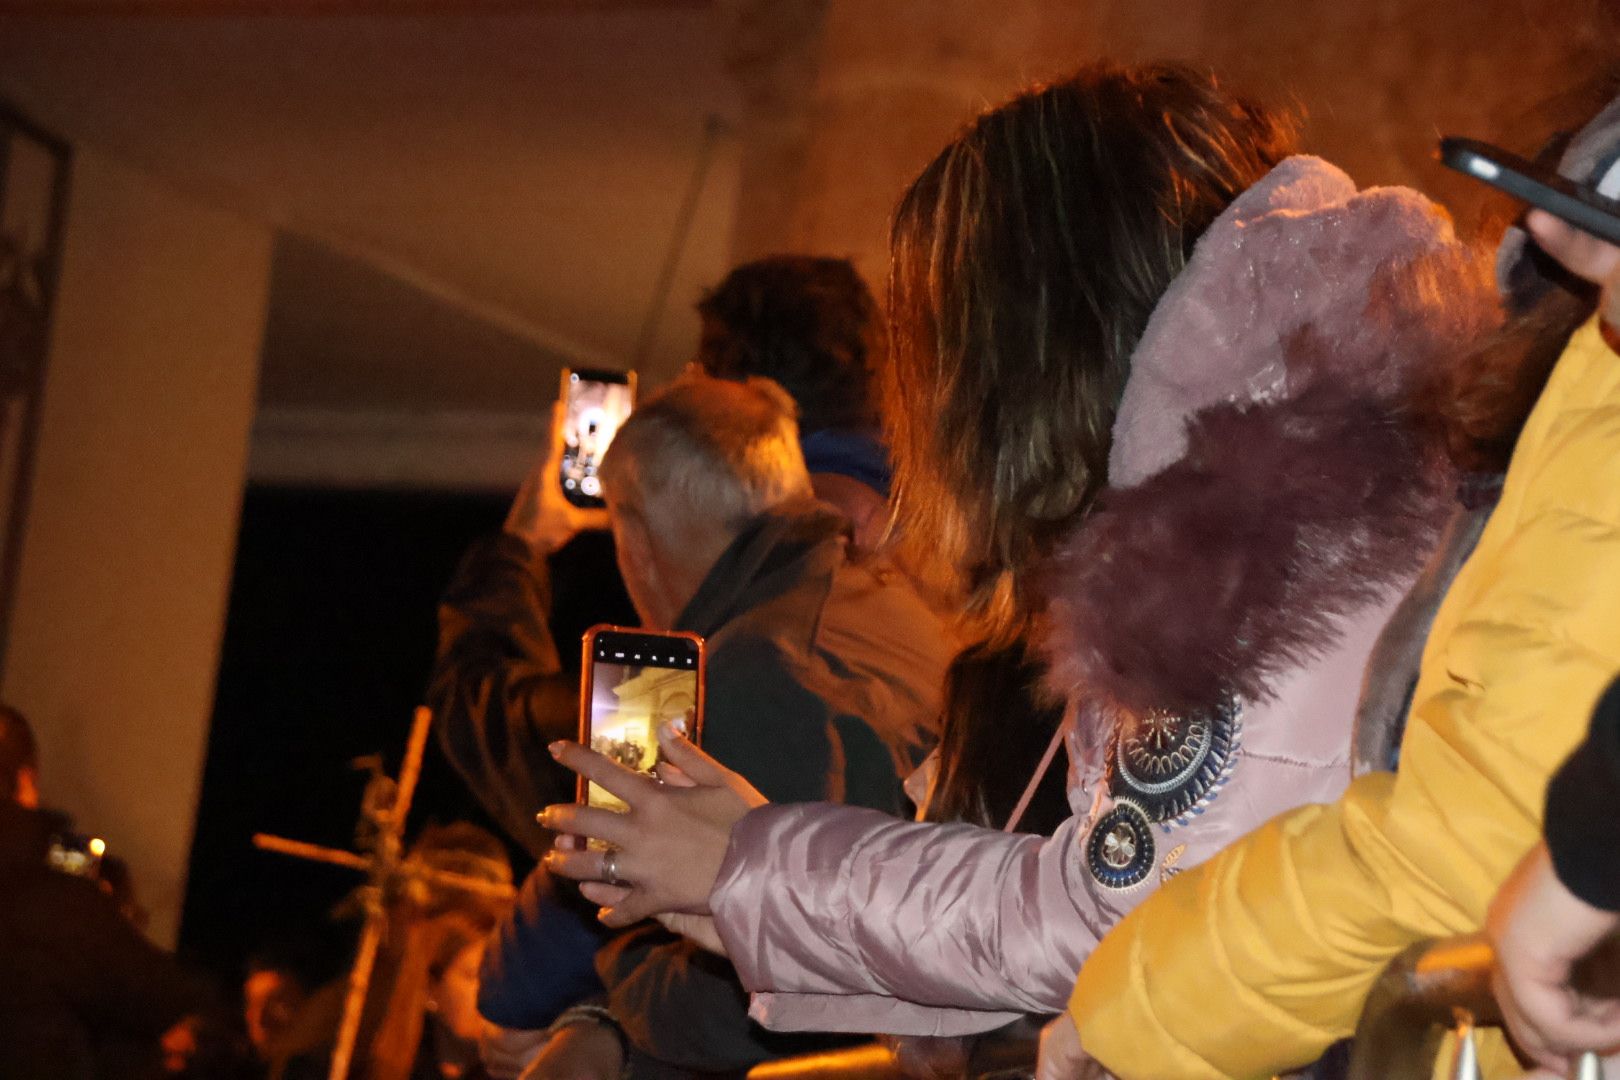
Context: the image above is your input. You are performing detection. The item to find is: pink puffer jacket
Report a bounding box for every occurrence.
[707,158,1500,1036]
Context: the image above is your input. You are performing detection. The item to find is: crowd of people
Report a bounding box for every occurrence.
[6,54,1620,1080]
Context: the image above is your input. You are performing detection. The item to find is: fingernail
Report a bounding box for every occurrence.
[535,808,552,827]
[542,850,557,866]
[661,718,685,740]
[548,741,566,758]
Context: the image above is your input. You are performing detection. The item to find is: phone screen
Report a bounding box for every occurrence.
[560,370,634,506]
[581,628,703,813]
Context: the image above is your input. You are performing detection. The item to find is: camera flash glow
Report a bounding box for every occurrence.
[88,838,106,857]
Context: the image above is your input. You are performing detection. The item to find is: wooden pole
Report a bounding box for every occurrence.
[391,705,433,829]
[326,895,384,1080]
[252,834,371,873]
[325,706,433,1080]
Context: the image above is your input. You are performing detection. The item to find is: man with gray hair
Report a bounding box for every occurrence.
[427,371,950,1076]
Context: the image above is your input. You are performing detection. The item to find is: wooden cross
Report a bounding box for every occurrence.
[252,705,517,1080]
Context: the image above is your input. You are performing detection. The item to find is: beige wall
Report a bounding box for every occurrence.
[730,0,1614,278]
[3,145,271,946]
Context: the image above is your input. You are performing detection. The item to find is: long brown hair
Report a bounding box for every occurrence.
[883,62,1296,634]
[362,823,512,1080]
[923,638,1069,836]
[367,910,492,1080]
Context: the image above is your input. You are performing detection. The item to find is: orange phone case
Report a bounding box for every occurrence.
[576,624,706,804]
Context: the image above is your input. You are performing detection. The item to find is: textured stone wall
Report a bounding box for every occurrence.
[728,0,1615,290]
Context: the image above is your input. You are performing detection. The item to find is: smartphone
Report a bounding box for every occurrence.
[559,367,636,509]
[47,831,104,880]
[1440,136,1620,246]
[577,625,705,817]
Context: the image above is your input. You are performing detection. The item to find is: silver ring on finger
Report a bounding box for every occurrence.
[601,848,624,887]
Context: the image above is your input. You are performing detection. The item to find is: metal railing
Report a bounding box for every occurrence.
[744,1033,1037,1080]
[1346,934,1609,1080]
[743,933,1616,1080]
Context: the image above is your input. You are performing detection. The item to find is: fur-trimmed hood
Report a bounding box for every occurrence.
[1040,156,1499,718]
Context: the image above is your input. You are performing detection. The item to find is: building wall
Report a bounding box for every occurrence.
[730,0,1615,283]
[3,144,271,946]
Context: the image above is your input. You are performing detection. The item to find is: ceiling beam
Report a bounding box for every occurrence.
[0,0,709,15]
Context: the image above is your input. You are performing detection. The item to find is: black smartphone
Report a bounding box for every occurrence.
[576,625,706,817]
[1440,136,1620,246]
[558,367,636,509]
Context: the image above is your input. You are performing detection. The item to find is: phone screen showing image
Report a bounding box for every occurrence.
[560,370,634,508]
[580,627,704,815]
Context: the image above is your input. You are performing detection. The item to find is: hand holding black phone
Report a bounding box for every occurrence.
[1440,136,1620,246]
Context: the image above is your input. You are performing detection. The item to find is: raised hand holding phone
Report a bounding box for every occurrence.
[505,399,611,555]
[557,367,635,509]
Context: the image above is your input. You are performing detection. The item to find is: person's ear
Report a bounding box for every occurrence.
[616,508,656,577]
[612,506,672,628]
[14,766,38,809]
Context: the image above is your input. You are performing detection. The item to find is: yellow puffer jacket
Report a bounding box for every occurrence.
[1069,317,1620,1080]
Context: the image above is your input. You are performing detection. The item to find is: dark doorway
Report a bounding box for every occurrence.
[178,485,631,986]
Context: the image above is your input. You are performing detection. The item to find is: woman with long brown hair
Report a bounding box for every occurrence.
[274,824,512,1080]
[540,59,1497,1047]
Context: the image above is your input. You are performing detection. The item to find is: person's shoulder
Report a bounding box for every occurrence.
[825,552,940,620]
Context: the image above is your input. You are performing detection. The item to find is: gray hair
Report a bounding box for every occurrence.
[600,373,813,540]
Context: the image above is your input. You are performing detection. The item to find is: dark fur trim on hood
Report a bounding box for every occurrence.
[1038,380,1453,718]
[1033,157,1494,721]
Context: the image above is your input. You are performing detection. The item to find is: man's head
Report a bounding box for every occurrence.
[600,373,812,629]
[0,704,38,808]
[695,256,882,436]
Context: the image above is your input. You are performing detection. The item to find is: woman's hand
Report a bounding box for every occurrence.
[505,401,610,556]
[539,721,767,927]
[1487,843,1620,1073]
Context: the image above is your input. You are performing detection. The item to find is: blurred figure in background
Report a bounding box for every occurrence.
[242,946,316,1069]
[273,822,512,1080]
[695,256,892,553]
[0,704,215,1080]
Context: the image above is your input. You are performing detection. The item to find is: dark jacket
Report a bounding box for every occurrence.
[428,501,950,1073]
[0,801,212,1080]
[1546,673,1620,911]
